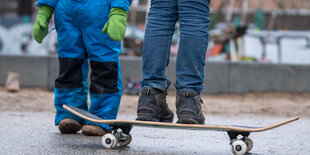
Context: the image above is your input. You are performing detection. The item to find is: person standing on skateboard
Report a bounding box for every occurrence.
[136,0,210,124]
[33,0,131,136]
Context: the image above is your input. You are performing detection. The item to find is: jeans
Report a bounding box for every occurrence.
[141,0,210,93]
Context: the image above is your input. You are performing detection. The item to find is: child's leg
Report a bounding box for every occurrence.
[175,0,210,93]
[175,0,210,124]
[140,0,179,91]
[136,0,178,123]
[80,0,123,131]
[53,1,89,130]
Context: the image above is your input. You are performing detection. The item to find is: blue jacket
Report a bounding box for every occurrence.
[36,0,132,12]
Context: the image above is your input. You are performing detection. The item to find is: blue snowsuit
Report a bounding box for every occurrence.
[36,0,131,130]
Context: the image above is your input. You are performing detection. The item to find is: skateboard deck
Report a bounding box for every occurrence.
[63,105,299,154]
[63,105,298,132]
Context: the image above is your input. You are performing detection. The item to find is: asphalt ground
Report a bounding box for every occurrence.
[0,112,308,155]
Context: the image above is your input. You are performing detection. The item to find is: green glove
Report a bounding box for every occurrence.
[102,8,128,41]
[33,5,54,44]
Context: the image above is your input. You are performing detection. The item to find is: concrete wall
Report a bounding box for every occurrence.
[1,55,310,94]
[0,55,49,87]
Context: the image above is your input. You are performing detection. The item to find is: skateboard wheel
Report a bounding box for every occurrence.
[118,134,132,147]
[231,140,247,155]
[102,133,118,149]
[244,137,253,152]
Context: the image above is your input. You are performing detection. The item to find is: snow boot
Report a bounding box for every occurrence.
[176,89,205,124]
[58,118,82,134]
[136,87,174,122]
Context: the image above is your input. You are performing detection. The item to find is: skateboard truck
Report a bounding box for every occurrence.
[102,124,133,149]
[111,124,133,135]
[228,131,253,155]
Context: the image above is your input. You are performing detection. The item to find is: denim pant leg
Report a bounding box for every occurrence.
[140,0,178,91]
[175,0,210,93]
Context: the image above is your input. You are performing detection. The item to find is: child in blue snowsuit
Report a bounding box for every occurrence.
[33,0,131,136]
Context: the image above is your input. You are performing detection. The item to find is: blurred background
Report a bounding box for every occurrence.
[0,0,310,64]
[0,1,310,154]
[0,0,310,93]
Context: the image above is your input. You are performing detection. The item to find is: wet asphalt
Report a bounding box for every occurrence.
[0,112,309,155]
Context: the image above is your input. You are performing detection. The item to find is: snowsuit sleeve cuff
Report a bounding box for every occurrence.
[110,0,131,12]
[36,0,59,9]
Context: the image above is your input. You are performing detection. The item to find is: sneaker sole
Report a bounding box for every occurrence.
[136,116,160,122]
[177,118,204,124]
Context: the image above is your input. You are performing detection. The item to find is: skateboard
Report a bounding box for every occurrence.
[63,105,299,155]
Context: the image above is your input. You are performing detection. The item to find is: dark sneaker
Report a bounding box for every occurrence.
[136,87,174,122]
[58,118,82,134]
[176,90,205,124]
[81,125,108,136]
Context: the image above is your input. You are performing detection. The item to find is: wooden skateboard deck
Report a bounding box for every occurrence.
[63,104,299,154]
[63,105,298,132]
